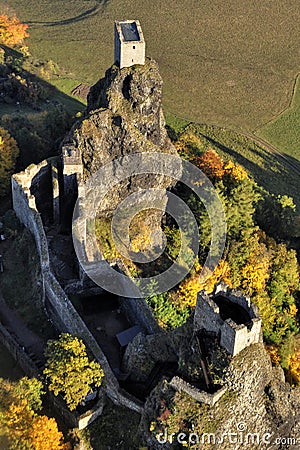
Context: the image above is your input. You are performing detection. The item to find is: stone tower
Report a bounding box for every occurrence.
[114,20,145,69]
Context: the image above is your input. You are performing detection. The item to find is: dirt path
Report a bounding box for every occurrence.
[242,132,300,177]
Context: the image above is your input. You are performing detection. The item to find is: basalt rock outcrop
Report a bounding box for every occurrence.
[140,342,300,450]
[62,58,178,220]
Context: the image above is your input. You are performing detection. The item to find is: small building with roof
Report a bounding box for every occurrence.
[114,20,145,69]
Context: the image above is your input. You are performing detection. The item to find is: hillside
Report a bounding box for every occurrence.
[4,0,300,144]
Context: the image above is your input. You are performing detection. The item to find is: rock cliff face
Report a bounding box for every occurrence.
[63,58,177,218]
[140,342,300,450]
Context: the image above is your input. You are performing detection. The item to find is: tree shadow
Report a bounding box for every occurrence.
[0,45,85,170]
[197,134,300,208]
[27,0,109,27]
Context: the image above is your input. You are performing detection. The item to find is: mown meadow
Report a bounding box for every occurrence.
[3,0,300,144]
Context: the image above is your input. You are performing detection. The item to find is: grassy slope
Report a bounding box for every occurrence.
[184,123,300,208]
[4,0,300,132]
[257,74,300,160]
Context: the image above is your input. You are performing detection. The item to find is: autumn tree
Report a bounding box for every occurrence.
[0,399,69,450]
[177,259,231,308]
[0,127,19,196]
[174,130,205,159]
[194,148,225,181]
[14,377,44,412]
[0,377,70,449]
[0,14,29,47]
[0,377,43,413]
[44,333,104,410]
[0,399,33,449]
[223,160,248,183]
[240,241,270,295]
[29,416,70,450]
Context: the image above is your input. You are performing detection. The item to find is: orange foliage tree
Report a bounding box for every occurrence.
[29,416,71,450]
[0,13,29,47]
[288,348,300,384]
[0,397,70,449]
[194,148,225,181]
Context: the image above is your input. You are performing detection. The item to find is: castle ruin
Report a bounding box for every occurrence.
[7,19,267,438]
[114,20,145,69]
[194,282,262,356]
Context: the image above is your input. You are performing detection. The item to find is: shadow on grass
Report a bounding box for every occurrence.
[0,45,85,170]
[195,133,300,208]
[27,0,109,27]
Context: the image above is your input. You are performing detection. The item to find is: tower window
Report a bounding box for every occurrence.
[133,45,135,49]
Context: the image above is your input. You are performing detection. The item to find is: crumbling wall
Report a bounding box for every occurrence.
[194,286,262,357]
[170,376,227,406]
[11,162,144,419]
[0,320,39,378]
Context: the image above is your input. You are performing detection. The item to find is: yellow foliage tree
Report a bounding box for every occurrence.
[177,259,232,308]
[174,131,204,155]
[130,222,153,252]
[0,381,70,449]
[0,14,29,47]
[288,348,300,384]
[0,399,33,448]
[200,259,232,293]
[265,344,281,365]
[29,416,70,450]
[44,333,104,411]
[241,243,270,294]
[224,160,248,182]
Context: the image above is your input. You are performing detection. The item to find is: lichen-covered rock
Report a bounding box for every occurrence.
[62,58,178,218]
[141,343,300,450]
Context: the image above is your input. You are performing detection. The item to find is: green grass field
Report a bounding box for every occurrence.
[4,0,300,134]
[257,74,300,160]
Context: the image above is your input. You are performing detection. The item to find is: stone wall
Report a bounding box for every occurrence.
[170,376,227,406]
[214,282,260,319]
[46,389,107,430]
[0,320,39,378]
[11,161,144,421]
[194,284,262,357]
[119,296,161,335]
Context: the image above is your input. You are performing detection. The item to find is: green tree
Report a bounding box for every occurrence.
[256,194,299,239]
[15,377,44,413]
[44,333,104,410]
[0,127,19,196]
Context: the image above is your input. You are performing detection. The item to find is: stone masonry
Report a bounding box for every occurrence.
[194,282,262,356]
[114,20,145,69]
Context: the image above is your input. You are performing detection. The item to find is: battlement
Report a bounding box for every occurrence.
[194,283,262,356]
